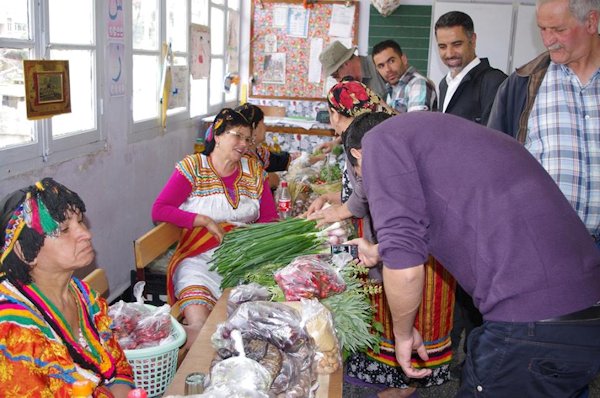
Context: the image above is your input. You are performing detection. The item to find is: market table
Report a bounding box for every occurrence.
[163,288,343,397]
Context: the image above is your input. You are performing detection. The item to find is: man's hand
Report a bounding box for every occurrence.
[394,327,432,378]
[345,238,379,267]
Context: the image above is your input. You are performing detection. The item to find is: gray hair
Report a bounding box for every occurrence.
[537,0,600,23]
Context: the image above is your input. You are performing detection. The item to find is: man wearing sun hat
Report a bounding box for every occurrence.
[319,40,387,99]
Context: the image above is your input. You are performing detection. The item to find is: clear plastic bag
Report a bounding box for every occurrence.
[205,330,272,397]
[108,281,173,349]
[227,283,272,316]
[274,255,346,301]
[211,301,317,397]
[300,299,342,375]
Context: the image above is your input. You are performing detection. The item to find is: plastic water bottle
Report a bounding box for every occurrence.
[277,180,292,219]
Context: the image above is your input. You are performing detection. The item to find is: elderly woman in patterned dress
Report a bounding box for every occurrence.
[0,178,134,397]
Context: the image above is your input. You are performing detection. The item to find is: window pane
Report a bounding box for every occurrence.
[166,0,187,53]
[191,0,208,25]
[228,0,240,11]
[50,50,95,137]
[210,58,223,105]
[133,55,159,121]
[0,48,34,149]
[133,0,159,50]
[210,7,224,55]
[212,0,224,5]
[0,0,30,40]
[49,0,94,45]
[190,78,208,117]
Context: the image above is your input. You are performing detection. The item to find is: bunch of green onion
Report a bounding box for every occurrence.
[211,218,335,288]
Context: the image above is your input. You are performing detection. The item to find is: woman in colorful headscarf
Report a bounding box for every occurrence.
[307,77,393,216]
[152,108,278,348]
[0,178,134,397]
[308,80,455,397]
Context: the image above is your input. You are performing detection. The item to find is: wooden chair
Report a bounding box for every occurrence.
[83,268,109,298]
[133,222,181,283]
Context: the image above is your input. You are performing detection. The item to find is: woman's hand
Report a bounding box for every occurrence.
[307,203,352,227]
[394,327,432,379]
[194,214,226,243]
[305,195,329,217]
[345,238,380,267]
[316,140,336,154]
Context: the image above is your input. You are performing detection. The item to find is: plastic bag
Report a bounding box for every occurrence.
[274,255,346,301]
[205,330,272,396]
[211,301,317,397]
[108,281,173,349]
[300,299,342,375]
[227,283,272,316]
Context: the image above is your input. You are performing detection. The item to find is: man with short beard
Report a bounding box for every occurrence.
[372,40,437,113]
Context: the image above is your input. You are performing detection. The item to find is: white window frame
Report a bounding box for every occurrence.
[129,0,240,143]
[0,0,104,177]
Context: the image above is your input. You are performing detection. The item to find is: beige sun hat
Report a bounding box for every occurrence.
[319,41,356,77]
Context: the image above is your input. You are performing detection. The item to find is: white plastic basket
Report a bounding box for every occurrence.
[123,311,186,397]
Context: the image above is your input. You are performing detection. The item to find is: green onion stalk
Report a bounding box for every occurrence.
[210,218,345,288]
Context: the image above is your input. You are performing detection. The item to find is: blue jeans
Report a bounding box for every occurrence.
[456,318,600,397]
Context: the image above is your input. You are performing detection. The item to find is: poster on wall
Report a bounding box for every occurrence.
[169,65,188,109]
[227,11,240,73]
[108,42,125,97]
[107,0,124,39]
[329,4,354,38]
[287,6,309,38]
[190,24,211,79]
[262,53,286,84]
[23,60,71,120]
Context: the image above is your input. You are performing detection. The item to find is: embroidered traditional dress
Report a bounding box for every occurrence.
[162,153,274,311]
[0,274,134,397]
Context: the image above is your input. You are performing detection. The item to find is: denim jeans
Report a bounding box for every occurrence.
[456,318,600,397]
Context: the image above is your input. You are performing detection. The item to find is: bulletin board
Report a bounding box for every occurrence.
[250,0,359,100]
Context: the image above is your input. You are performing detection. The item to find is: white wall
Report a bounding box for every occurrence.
[0,55,199,302]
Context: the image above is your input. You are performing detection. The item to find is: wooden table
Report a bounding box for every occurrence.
[163,289,342,397]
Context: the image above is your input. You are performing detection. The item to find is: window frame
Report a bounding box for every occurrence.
[0,0,104,177]
[129,0,240,143]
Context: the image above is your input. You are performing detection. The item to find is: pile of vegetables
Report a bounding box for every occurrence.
[311,162,342,185]
[211,218,328,288]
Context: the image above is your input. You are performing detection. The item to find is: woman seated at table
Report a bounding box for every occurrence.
[0,178,134,397]
[152,108,278,348]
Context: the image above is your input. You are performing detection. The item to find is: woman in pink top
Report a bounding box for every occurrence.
[152,108,277,347]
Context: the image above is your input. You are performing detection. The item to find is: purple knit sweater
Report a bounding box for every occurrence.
[361,112,600,322]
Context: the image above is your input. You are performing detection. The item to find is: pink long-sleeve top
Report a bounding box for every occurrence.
[152,168,278,229]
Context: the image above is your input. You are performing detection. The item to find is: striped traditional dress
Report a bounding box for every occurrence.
[166,153,265,311]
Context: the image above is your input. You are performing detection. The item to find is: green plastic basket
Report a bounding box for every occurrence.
[124,311,186,397]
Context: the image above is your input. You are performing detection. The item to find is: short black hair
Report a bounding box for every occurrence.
[235,103,264,130]
[203,108,251,155]
[344,112,393,167]
[372,40,403,59]
[434,11,475,38]
[0,178,86,284]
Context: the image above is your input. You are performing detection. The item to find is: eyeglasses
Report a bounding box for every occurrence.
[225,130,254,144]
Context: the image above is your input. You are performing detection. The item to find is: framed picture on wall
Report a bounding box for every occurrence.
[23,60,71,120]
